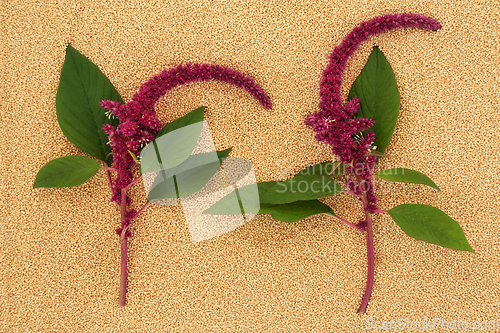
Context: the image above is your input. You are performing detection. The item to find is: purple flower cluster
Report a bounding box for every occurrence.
[306,14,441,213]
[101,63,272,236]
[132,63,272,112]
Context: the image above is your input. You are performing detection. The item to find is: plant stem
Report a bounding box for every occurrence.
[119,228,128,307]
[358,196,375,313]
[132,201,149,219]
[103,163,119,207]
[323,213,365,232]
[101,166,119,172]
[124,174,143,192]
[119,187,128,307]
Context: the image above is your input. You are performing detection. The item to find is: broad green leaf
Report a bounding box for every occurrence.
[348,46,400,154]
[258,174,342,204]
[203,183,260,215]
[211,174,343,206]
[140,121,203,174]
[56,45,122,161]
[33,155,100,188]
[259,200,335,222]
[376,168,440,190]
[155,106,205,139]
[203,174,342,216]
[388,204,473,252]
[147,150,229,200]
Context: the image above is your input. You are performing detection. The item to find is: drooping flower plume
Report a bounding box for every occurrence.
[101,63,272,236]
[306,14,442,213]
[304,14,442,313]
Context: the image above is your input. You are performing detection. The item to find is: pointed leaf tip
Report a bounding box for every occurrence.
[33,155,100,188]
[376,168,440,190]
[388,204,473,252]
[348,46,400,154]
[56,45,122,160]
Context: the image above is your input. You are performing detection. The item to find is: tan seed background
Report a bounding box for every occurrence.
[2,0,500,332]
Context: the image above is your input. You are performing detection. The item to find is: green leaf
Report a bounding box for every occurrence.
[388,204,474,252]
[259,200,335,222]
[155,106,205,139]
[348,46,400,154]
[258,174,343,204]
[140,121,203,174]
[147,150,228,200]
[216,148,231,161]
[33,155,100,188]
[56,45,122,161]
[128,150,139,164]
[203,173,342,217]
[208,173,343,207]
[376,168,440,190]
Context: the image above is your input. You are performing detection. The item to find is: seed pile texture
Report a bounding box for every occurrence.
[3,0,500,332]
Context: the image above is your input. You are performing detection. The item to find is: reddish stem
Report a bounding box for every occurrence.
[124,174,143,192]
[119,187,128,307]
[104,164,119,207]
[354,171,375,313]
[324,213,365,232]
[101,166,119,172]
[358,206,374,313]
[119,228,128,307]
[132,201,149,220]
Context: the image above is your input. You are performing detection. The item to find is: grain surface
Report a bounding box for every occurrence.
[2,0,500,332]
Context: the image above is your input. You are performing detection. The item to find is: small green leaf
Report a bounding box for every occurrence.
[128,150,139,164]
[376,168,440,190]
[33,155,100,188]
[258,174,343,204]
[216,148,232,161]
[155,106,205,139]
[348,46,400,154]
[56,45,122,161]
[259,200,335,222]
[388,204,474,252]
[140,121,203,174]
[105,153,114,167]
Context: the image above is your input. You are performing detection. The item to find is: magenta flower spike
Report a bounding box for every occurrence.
[305,14,441,313]
[101,63,271,306]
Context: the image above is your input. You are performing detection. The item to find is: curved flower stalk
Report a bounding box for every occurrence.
[204,13,470,313]
[305,14,442,313]
[34,45,272,307]
[101,63,272,306]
